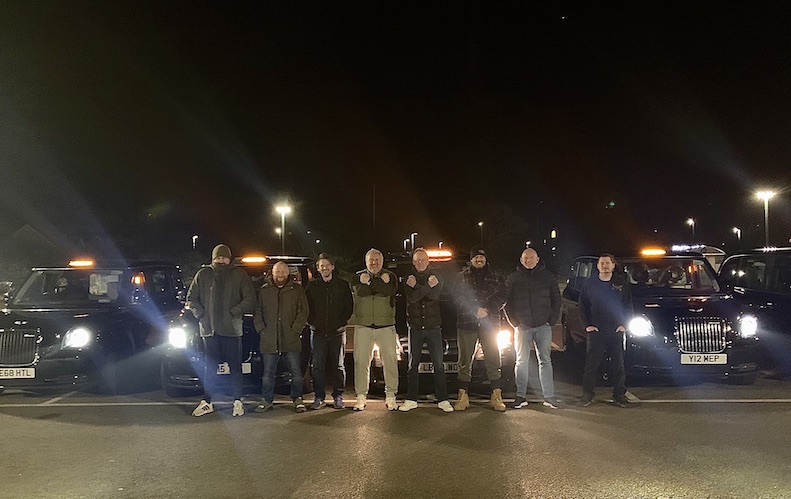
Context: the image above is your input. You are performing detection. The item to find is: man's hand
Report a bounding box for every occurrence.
[360,273,371,285]
[427,275,439,288]
[475,307,488,319]
[585,326,599,332]
[381,273,390,284]
[405,275,417,288]
[616,326,626,332]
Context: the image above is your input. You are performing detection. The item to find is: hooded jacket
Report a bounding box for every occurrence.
[254,274,309,353]
[504,262,561,329]
[452,264,506,331]
[186,263,255,337]
[305,271,353,336]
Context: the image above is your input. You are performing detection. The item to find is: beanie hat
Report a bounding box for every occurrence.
[212,244,232,260]
[470,246,487,260]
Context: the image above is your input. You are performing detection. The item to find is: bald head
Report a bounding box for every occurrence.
[520,248,539,270]
[272,261,289,286]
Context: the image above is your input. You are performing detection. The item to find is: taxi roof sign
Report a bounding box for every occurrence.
[241,256,268,264]
[425,249,453,262]
[640,248,667,257]
[68,259,95,267]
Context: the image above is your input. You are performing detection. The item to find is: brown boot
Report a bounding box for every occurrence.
[491,388,506,412]
[454,388,469,411]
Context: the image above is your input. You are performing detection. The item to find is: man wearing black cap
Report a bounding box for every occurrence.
[186,244,256,417]
[305,253,353,410]
[451,246,507,411]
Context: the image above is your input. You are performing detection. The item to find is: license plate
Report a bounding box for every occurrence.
[680,353,727,365]
[418,362,459,373]
[217,362,252,374]
[0,368,35,379]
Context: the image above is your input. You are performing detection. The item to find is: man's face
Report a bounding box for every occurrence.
[366,252,383,274]
[317,259,334,280]
[413,251,429,273]
[470,254,487,269]
[272,262,289,285]
[597,256,615,275]
[520,249,539,270]
[213,256,231,265]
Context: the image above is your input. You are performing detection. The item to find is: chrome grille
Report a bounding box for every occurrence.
[0,329,38,365]
[674,317,726,353]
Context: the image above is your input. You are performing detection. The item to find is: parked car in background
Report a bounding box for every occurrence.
[719,247,791,375]
[562,248,761,384]
[161,255,315,397]
[1,259,185,393]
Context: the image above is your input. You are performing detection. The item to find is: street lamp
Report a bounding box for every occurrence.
[478,221,484,244]
[686,218,696,240]
[756,190,775,246]
[732,227,741,242]
[410,232,418,251]
[192,235,198,250]
[275,205,292,255]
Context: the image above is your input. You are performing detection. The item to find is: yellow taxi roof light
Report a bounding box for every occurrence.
[131,272,146,285]
[641,248,667,257]
[241,256,268,264]
[425,249,453,262]
[69,259,94,267]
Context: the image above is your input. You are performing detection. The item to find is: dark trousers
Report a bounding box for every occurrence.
[311,331,346,400]
[582,330,626,399]
[406,326,449,402]
[262,351,303,403]
[202,335,243,402]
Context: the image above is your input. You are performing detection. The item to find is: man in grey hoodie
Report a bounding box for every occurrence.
[186,244,256,417]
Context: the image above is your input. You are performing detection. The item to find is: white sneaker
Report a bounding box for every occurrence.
[354,395,366,411]
[386,396,398,411]
[438,400,454,413]
[192,400,214,417]
[399,400,418,412]
[232,399,244,417]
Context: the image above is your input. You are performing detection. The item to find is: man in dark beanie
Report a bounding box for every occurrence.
[451,246,507,411]
[186,244,255,417]
[305,253,353,409]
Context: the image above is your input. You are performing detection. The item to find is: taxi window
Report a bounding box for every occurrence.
[623,258,719,295]
[13,269,124,306]
[768,255,791,295]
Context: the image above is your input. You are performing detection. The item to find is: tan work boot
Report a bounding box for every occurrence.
[454,388,469,411]
[491,388,506,412]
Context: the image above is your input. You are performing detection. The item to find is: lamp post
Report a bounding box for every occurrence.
[686,218,696,240]
[275,205,292,255]
[732,227,741,243]
[756,190,775,246]
[192,235,198,250]
[410,232,418,251]
[478,221,484,244]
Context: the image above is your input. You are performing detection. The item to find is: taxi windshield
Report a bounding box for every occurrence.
[622,257,720,296]
[11,269,125,307]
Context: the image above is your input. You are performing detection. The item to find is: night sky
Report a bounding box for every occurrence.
[2,2,790,268]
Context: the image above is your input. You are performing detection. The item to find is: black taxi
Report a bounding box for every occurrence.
[0,259,185,393]
[161,254,315,397]
[562,248,761,384]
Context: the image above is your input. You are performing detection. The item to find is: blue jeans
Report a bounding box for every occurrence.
[261,351,303,403]
[514,323,555,399]
[406,326,448,402]
[311,331,346,400]
[201,335,243,402]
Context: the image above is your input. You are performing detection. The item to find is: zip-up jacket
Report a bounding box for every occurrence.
[504,262,561,329]
[452,264,506,331]
[254,275,309,353]
[305,272,353,336]
[351,269,397,327]
[186,263,255,338]
[404,264,443,330]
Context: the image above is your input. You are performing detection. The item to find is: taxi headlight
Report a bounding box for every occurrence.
[62,327,92,349]
[168,327,188,349]
[497,329,512,352]
[739,315,758,338]
[628,317,653,337]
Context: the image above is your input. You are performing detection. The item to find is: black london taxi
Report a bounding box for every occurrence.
[0,259,185,393]
[161,255,315,397]
[562,248,761,384]
[719,247,791,375]
[365,248,514,393]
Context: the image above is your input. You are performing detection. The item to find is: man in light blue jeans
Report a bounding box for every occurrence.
[505,248,563,409]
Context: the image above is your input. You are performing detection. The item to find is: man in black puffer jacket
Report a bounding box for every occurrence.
[504,248,562,410]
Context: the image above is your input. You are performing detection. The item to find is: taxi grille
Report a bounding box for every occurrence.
[674,317,726,354]
[0,330,38,365]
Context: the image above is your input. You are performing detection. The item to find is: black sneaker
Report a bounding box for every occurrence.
[513,396,528,409]
[612,397,632,408]
[543,397,564,409]
[578,397,593,407]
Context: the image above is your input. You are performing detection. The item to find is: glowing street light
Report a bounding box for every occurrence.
[756,190,775,246]
[686,218,696,240]
[410,232,418,251]
[732,227,741,242]
[275,205,292,255]
[478,221,484,244]
[192,234,198,250]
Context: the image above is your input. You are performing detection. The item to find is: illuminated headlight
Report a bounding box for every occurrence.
[168,327,188,349]
[62,327,93,349]
[628,317,654,337]
[739,315,758,338]
[497,329,512,352]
